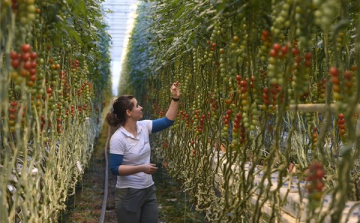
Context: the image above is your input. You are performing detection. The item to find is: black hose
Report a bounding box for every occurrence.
[99,122,111,223]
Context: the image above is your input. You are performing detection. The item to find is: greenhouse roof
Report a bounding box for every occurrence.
[103,0,138,95]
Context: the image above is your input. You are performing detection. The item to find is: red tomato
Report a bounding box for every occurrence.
[315,169,324,179]
[315,181,324,191]
[329,67,339,77]
[21,44,31,52]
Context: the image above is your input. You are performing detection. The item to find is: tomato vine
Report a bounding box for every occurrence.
[0,0,111,222]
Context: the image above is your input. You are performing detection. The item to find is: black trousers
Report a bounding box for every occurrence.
[115,185,158,223]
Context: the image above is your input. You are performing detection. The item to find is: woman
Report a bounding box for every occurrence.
[106,82,181,223]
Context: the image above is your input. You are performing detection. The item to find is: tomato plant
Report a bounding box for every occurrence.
[0,0,111,222]
[123,0,360,222]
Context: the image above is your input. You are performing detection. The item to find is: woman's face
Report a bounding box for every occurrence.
[128,98,143,120]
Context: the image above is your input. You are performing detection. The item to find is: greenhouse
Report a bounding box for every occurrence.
[1,0,360,222]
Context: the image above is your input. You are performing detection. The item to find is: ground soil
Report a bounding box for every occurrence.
[60,124,206,223]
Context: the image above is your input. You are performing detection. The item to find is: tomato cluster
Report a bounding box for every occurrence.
[311,127,318,149]
[194,110,205,135]
[40,115,48,133]
[192,142,196,157]
[9,44,38,88]
[8,101,18,133]
[10,0,18,11]
[337,113,346,137]
[314,79,326,103]
[258,30,271,62]
[330,67,341,101]
[232,113,246,145]
[222,108,235,137]
[180,110,192,130]
[343,67,356,103]
[56,117,62,134]
[305,162,325,202]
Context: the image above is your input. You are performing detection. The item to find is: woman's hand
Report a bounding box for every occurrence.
[170,81,181,99]
[165,81,181,120]
[142,163,158,174]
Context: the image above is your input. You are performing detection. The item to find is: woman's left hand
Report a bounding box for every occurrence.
[170,81,181,99]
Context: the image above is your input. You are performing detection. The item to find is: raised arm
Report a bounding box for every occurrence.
[165,81,181,121]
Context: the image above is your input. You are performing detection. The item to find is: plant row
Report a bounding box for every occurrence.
[122,0,360,222]
[0,0,111,222]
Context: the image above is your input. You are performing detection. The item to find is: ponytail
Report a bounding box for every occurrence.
[105,112,121,127]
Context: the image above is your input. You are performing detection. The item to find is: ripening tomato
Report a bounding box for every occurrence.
[233,36,239,43]
[23,61,32,70]
[27,81,34,87]
[338,119,345,125]
[315,181,324,191]
[272,43,281,51]
[21,44,31,52]
[11,59,20,68]
[10,51,19,60]
[30,69,36,75]
[30,52,37,59]
[269,49,277,57]
[22,52,30,61]
[329,67,339,77]
[20,69,30,77]
[29,75,37,81]
[315,169,324,180]
[343,70,352,79]
[331,77,340,85]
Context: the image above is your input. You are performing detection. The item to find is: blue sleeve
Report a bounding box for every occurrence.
[109,153,123,175]
[151,117,175,133]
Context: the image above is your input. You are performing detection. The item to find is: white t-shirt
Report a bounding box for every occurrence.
[109,120,153,189]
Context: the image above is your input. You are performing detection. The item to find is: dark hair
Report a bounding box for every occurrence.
[106,95,135,127]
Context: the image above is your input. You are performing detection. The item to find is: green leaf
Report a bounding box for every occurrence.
[174,5,185,19]
[78,0,87,15]
[73,0,87,16]
[68,29,83,44]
